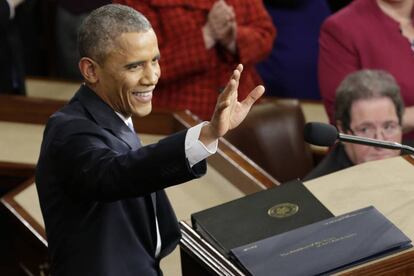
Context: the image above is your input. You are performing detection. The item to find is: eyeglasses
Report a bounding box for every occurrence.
[349,122,401,139]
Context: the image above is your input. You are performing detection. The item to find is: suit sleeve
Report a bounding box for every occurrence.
[318,18,360,124]
[52,121,206,202]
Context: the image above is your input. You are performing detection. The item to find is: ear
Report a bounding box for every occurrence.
[79,57,99,84]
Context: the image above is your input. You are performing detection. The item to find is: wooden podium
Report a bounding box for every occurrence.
[179,156,414,276]
[2,94,414,275]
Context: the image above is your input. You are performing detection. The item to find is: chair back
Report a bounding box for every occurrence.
[224,100,313,182]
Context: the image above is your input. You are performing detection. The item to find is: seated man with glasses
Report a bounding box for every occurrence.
[305,69,404,180]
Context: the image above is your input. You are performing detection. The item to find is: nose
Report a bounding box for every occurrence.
[141,64,159,85]
[373,128,386,140]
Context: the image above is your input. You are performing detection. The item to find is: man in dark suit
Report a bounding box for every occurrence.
[35,4,264,276]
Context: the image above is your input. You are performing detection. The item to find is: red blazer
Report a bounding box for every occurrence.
[116,0,276,119]
[319,0,414,126]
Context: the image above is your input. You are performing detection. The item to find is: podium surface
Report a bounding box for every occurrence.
[180,156,414,276]
[305,156,414,241]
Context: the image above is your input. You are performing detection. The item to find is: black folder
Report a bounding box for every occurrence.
[231,206,412,276]
[191,179,333,257]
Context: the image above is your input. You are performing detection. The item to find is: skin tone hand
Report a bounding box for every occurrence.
[199,64,265,146]
[203,0,237,50]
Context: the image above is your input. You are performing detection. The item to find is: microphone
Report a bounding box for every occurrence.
[303,122,414,154]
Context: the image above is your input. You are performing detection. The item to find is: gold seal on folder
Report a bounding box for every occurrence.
[268,203,299,218]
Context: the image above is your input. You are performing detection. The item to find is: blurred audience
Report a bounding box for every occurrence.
[305,70,404,180]
[0,0,26,94]
[55,0,110,80]
[326,0,352,12]
[318,0,414,139]
[257,0,330,99]
[114,0,275,120]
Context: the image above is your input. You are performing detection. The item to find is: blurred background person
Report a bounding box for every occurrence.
[115,0,275,120]
[318,0,414,140]
[257,0,331,99]
[0,0,26,94]
[305,69,404,180]
[55,0,110,80]
[326,0,352,12]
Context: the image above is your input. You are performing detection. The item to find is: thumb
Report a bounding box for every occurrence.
[241,85,265,108]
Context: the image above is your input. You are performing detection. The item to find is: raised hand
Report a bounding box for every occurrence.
[199,64,265,146]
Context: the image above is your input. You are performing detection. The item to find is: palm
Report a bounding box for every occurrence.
[227,101,249,130]
[210,64,264,138]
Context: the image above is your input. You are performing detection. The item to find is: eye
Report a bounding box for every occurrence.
[384,122,397,130]
[152,56,160,65]
[126,62,145,70]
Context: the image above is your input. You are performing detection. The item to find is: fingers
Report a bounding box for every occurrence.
[221,77,236,100]
[227,64,242,84]
[216,75,236,113]
[214,64,243,115]
[232,64,243,89]
[222,64,242,99]
[241,85,265,107]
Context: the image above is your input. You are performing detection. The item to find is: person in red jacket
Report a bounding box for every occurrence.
[114,0,276,120]
[318,0,414,139]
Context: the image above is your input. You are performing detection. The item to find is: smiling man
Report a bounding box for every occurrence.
[35,4,264,276]
[305,69,404,180]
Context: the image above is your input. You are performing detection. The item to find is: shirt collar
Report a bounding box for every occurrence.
[115,112,133,128]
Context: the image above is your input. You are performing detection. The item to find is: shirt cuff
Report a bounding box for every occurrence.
[185,122,218,167]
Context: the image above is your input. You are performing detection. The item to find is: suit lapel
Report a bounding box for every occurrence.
[73,85,142,150]
[113,125,142,151]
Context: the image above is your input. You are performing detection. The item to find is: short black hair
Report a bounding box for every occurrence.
[78,4,152,64]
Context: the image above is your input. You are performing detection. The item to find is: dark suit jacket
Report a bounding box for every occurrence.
[303,143,353,181]
[0,0,25,94]
[35,85,207,275]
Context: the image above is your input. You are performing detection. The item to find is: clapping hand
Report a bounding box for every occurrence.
[205,0,237,50]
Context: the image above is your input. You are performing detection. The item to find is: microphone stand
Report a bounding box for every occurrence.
[338,133,414,154]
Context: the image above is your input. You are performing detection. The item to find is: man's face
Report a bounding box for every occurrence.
[340,97,402,165]
[95,30,161,117]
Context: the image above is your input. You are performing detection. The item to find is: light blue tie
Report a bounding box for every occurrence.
[126,120,135,132]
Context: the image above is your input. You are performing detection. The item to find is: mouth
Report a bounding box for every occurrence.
[132,90,153,103]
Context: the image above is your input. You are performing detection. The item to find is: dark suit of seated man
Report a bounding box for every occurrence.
[35,4,264,276]
[0,0,26,95]
[305,69,404,181]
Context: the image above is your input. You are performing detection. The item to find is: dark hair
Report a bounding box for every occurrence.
[78,4,152,64]
[334,69,404,130]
